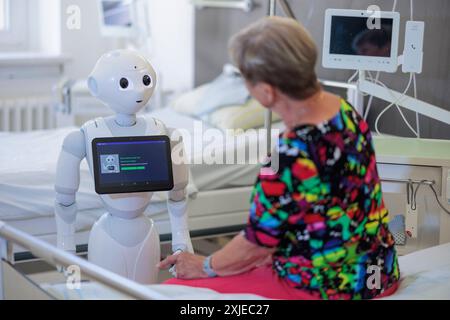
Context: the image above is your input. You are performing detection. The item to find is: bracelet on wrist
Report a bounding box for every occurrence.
[203,255,217,278]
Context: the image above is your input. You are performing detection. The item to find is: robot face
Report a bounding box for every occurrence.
[106,156,115,163]
[88,50,157,115]
[112,69,154,114]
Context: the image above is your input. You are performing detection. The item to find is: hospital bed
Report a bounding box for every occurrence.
[1,101,448,299]
[0,69,358,259]
[0,106,277,258]
[1,220,449,300]
[1,87,450,300]
[1,104,450,259]
[0,70,368,259]
[2,57,450,258]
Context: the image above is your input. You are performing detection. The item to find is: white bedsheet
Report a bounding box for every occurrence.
[0,108,262,222]
[41,243,450,300]
[381,242,450,299]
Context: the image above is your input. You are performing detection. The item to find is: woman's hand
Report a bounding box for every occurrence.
[157,252,208,280]
[157,233,274,280]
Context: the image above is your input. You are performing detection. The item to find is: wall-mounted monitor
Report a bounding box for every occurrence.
[98,0,137,38]
[322,9,400,73]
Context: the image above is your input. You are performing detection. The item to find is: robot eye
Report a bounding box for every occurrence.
[119,78,129,89]
[143,75,152,87]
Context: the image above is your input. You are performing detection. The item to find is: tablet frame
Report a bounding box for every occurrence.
[92,135,174,195]
[322,8,400,73]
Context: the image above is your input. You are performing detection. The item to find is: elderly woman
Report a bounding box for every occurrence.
[158,16,400,300]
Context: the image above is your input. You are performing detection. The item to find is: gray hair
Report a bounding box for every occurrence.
[229,16,320,100]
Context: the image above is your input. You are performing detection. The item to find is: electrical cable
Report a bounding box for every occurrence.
[362,0,396,121]
[356,0,421,136]
[429,184,450,215]
[409,180,450,215]
[371,75,419,136]
[372,73,419,136]
[409,0,421,137]
[411,180,427,210]
[363,72,380,121]
[406,179,413,205]
[413,73,420,137]
[347,70,359,84]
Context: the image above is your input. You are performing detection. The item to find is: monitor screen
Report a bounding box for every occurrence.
[92,136,174,194]
[101,0,133,28]
[330,16,394,58]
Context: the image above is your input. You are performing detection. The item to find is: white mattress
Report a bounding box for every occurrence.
[0,108,261,224]
[42,243,450,300]
[8,186,253,254]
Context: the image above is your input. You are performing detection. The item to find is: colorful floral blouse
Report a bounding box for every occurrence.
[245,99,400,300]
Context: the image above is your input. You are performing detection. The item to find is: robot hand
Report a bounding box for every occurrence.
[55,200,77,253]
[168,249,183,277]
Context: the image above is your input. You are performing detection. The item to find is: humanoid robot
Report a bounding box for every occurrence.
[54,49,193,284]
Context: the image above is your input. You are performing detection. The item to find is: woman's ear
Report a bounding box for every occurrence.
[257,82,276,108]
[247,82,275,108]
[262,83,275,101]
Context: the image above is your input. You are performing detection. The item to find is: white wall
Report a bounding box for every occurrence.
[38,0,61,54]
[61,0,196,93]
[60,0,120,80]
[59,0,196,101]
[0,0,196,103]
[147,0,195,95]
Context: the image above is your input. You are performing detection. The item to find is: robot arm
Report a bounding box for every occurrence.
[54,130,86,253]
[167,128,194,253]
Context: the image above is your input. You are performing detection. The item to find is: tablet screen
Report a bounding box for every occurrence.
[92,136,173,194]
[330,16,394,57]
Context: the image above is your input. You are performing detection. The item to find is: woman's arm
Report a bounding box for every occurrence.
[158,146,295,280]
[210,232,274,276]
[157,232,274,279]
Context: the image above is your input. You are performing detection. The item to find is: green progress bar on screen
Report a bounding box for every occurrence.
[121,166,145,171]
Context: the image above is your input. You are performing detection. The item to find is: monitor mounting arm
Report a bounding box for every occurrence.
[357,70,450,126]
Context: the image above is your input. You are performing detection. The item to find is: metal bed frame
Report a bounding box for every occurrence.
[0,220,165,300]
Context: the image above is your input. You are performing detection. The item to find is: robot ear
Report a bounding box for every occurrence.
[88,76,99,97]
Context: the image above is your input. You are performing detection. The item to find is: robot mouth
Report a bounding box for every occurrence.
[136,100,143,103]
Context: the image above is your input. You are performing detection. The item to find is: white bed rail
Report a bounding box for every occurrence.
[0,221,166,300]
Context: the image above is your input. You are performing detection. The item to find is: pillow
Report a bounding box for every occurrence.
[171,63,281,130]
[204,99,281,130]
[195,71,249,116]
[172,64,248,117]
[172,84,210,115]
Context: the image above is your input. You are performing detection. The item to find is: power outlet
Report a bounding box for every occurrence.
[405,204,418,238]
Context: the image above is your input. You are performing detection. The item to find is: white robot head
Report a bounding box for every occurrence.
[87,50,157,115]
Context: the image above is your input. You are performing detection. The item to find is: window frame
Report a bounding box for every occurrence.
[0,0,8,31]
[0,0,29,52]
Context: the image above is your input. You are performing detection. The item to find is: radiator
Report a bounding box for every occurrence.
[0,97,55,132]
